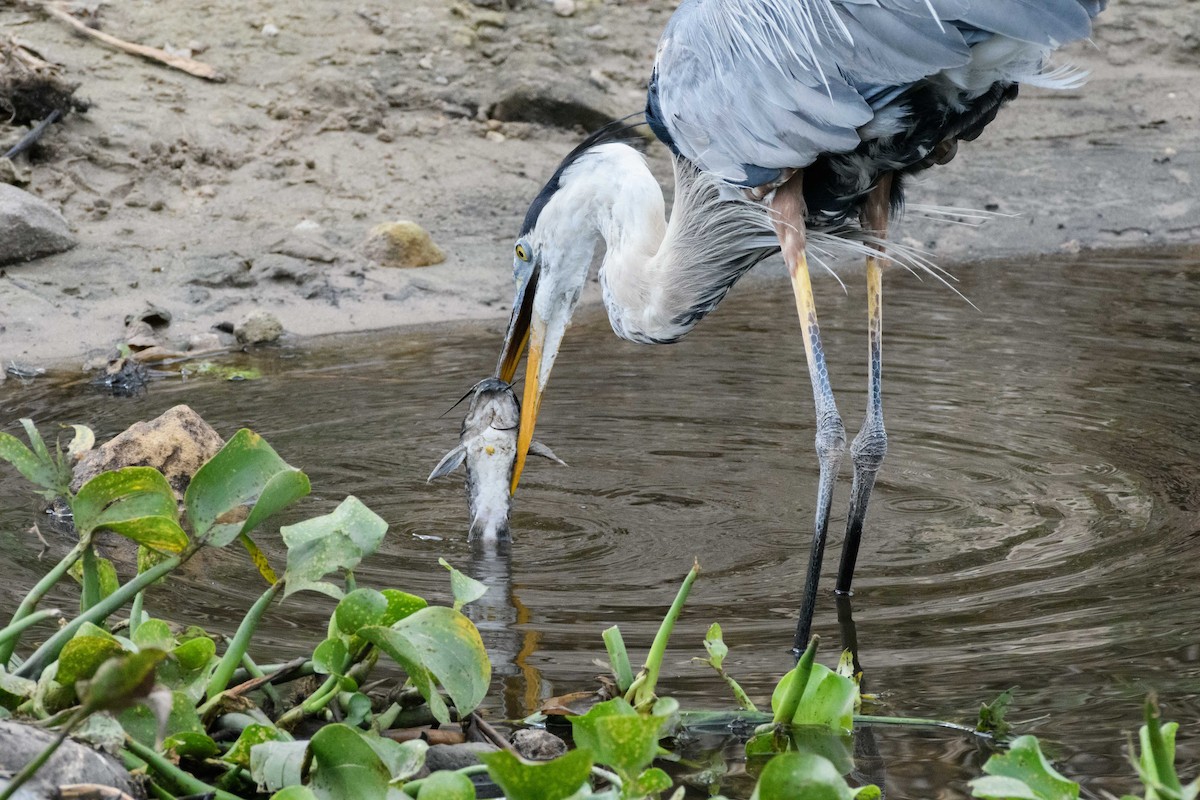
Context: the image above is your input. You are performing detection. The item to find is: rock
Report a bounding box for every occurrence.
[511,728,567,761]
[268,224,339,263]
[235,309,285,345]
[0,184,77,265]
[424,742,499,773]
[126,304,173,329]
[553,0,576,16]
[70,405,225,499]
[187,332,225,352]
[360,221,446,268]
[488,80,617,130]
[0,157,31,186]
[0,720,143,800]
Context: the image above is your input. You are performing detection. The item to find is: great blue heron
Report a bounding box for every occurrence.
[494,0,1105,651]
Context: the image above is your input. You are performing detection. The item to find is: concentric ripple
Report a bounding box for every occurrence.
[3,250,1200,798]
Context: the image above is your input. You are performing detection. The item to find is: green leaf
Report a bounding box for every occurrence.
[750,751,864,800]
[282,497,388,599]
[482,748,593,800]
[72,712,127,753]
[57,635,127,685]
[172,636,217,671]
[73,467,188,553]
[271,788,320,800]
[417,770,476,799]
[970,736,1079,800]
[978,689,1016,740]
[0,669,37,710]
[769,662,857,733]
[132,619,176,652]
[186,429,311,547]
[703,623,728,668]
[309,723,391,800]
[83,649,168,712]
[633,767,673,796]
[225,723,294,768]
[372,737,427,783]
[163,731,221,759]
[252,741,311,793]
[570,698,661,779]
[1130,697,1198,800]
[119,689,203,746]
[313,638,350,676]
[359,607,490,726]
[438,558,488,611]
[335,589,390,635]
[381,590,427,625]
[0,421,70,497]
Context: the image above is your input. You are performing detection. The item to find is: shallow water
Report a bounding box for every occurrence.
[3,249,1199,797]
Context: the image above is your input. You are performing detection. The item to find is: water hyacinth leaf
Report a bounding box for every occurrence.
[969,736,1079,800]
[570,697,662,778]
[481,748,593,800]
[309,723,391,800]
[0,420,70,497]
[67,424,95,459]
[164,731,221,759]
[770,662,857,732]
[84,648,168,713]
[342,692,373,727]
[313,638,350,676]
[359,607,490,725]
[132,619,175,652]
[172,636,217,671]
[242,531,280,584]
[632,767,673,796]
[1130,697,1197,800]
[372,737,427,783]
[282,496,387,599]
[381,590,427,625]
[252,740,311,793]
[978,689,1016,741]
[335,588,390,635]
[417,770,476,799]
[703,622,728,668]
[749,751,872,800]
[57,635,127,685]
[119,689,204,747]
[69,555,121,602]
[225,723,294,768]
[271,788,320,800]
[73,467,189,552]
[186,429,311,546]
[439,558,488,611]
[0,669,37,710]
[72,712,127,754]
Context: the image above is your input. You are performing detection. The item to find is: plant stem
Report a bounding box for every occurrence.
[123,737,243,800]
[0,707,86,800]
[629,560,700,711]
[15,550,187,678]
[240,652,282,707]
[854,714,983,735]
[0,536,92,666]
[204,580,284,703]
[0,608,62,647]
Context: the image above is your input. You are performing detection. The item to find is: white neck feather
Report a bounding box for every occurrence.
[559,143,777,344]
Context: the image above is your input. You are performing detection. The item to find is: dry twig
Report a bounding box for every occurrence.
[40,4,225,82]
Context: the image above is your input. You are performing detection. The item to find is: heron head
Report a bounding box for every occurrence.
[495,122,646,494]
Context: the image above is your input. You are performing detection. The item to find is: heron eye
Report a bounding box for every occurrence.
[515,243,530,262]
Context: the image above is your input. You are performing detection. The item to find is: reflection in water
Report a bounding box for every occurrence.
[3,249,1200,798]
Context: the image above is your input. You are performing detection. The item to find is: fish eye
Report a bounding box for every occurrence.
[514,241,532,262]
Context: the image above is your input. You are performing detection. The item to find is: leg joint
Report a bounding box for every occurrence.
[815,412,846,459]
[850,424,887,472]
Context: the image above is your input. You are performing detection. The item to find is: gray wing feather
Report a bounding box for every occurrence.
[654,0,1100,184]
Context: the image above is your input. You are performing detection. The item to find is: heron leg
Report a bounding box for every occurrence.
[836,175,893,597]
[769,174,846,655]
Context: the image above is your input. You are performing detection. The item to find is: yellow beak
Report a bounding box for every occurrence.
[510,313,547,495]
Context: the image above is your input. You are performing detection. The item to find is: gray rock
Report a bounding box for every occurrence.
[0,184,77,266]
[424,742,499,772]
[0,720,143,800]
[511,728,567,761]
[488,80,617,130]
[235,309,285,345]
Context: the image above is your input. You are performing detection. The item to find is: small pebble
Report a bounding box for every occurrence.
[261,23,280,37]
[552,0,575,16]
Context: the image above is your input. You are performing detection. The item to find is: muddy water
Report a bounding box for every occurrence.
[3,249,1199,798]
